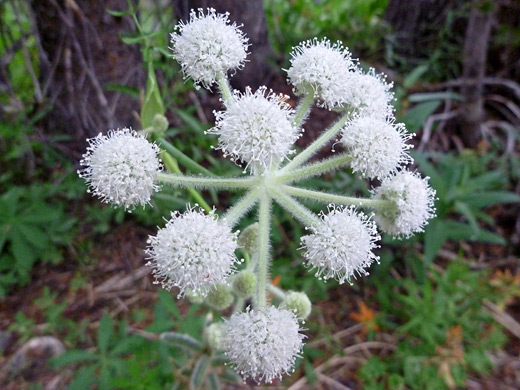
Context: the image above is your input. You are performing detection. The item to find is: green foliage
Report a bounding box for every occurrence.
[265,0,389,61]
[414,151,520,261]
[0,185,76,296]
[363,260,507,390]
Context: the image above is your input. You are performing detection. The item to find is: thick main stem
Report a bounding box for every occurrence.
[282,185,393,209]
[255,193,271,311]
[157,172,257,190]
[281,111,351,173]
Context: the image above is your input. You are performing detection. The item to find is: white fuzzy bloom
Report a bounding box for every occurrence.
[224,307,305,383]
[341,116,413,179]
[170,8,248,89]
[207,87,299,174]
[286,38,356,109]
[344,68,394,119]
[301,205,380,284]
[78,128,161,210]
[372,171,436,237]
[145,206,240,297]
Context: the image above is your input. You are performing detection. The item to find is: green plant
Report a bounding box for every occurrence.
[414,151,520,261]
[362,260,507,390]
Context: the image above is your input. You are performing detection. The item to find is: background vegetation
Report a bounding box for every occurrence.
[1,0,520,389]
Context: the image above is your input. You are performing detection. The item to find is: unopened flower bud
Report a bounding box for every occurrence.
[204,322,226,351]
[232,270,256,299]
[237,223,259,253]
[205,283,234,310]
[152,114,169,134]
[281,291,312,320]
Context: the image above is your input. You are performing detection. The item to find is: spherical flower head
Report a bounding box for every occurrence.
[341,116,413,179]
[372,171,436,238]
[301,205,381,284]
[78,128,162,210]
[145,206,240,297]
[344,68,394,119]
[224,307,305,383]
[208,87,299,174]
[170,8,248,89]
[286,38,356,109]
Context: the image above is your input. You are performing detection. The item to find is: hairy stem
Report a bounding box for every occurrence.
[281,111,351,173]
[282,186,393,209]
[157,172,257,190]
[222,187,261,227]
[292,91,315,129]
[255,193,271,311]
[276,153,352,184]
[216,72,233,107]
[270,187,320,226]
[160,152,211,212]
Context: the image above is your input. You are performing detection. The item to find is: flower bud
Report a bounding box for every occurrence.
[204,322,226,351]
[281,291,312,320]
[152,113,169,134]
[232,270,256,299]
[205,283,234,310]
[237,223,259,253]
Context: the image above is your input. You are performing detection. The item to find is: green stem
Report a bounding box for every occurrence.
[268,284,286,300]
[159,138,216,177]
[216,72,233,107]
[270,187,320,226]
[161,152,212,212]
[282,185,393,209]
[276,153,352,184]
[157,172,257,190]
[255,194,271,311]
[281,111,351,173]
[222,187,261,227]
[291,92,315,129]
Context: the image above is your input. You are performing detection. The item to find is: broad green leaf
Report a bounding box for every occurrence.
[14,223,48,250]
[443,221,506,244]
[404,64,429,89]
[453,201,479,233]
[160,331,203,352]
[190,355,210,389]
[141,62,164,129]
[67,365,98,390]
[98,314,113,355]
[10,231,36,270]
[402,101,440,132]
[51,350,98,366]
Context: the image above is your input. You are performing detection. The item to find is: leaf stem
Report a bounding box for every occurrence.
[158,138,216,177]
[157,172,257,190]
[291,92,315,129]
[276,153,352,184]
[222,187,261,227]
[216,72,233,107]
[270,187,320,226]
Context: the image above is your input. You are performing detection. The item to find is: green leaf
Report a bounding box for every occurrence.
[106,9,132,17]
[98,314,113,355]
[190,355,210,389]
[408,91,463,103]
[208,372,220,390]
[404,64,429,89]
[140,62,165,129]
[68,365,98,390]
[464,191,520,209]
[104,84,140,98]
[402,101,441,132]
[424,219,448,262]
[443,221,506,244]
[160,332,203,352]
[51,350,98,367]
[157,289,181,319]
[176,109,209,134]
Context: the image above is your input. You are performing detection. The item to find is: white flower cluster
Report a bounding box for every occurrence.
[170,8,248,89]
[301,206,380,284]
[145,206,239,297]
[78,128,162,210]
[224,307,305,383]
[78,8,437,385]
[207,86,299,174]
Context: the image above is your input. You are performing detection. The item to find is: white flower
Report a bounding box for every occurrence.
[301,205,380,284]
[341,116,413,179]
[224,307,305,383]
[207,87,299,174]
[78,128,161,210]
[145,206,239,297]
[286,38,356,109]
[372,171,436,237]
[170,8,248,89]
[344,68,394,118]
